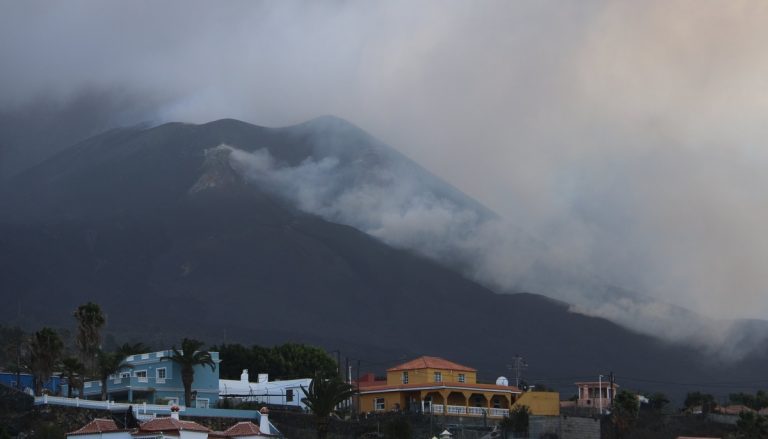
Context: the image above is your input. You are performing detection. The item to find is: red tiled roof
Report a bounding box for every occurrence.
[716,404,754,415]
[223,422,262,436]
[387,356,476,372]
[574,382,620,387]
[139,417,211,433]
[68,419,120,435]
[359,381,521,394]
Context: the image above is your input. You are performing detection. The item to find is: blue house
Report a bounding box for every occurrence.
[0,371,60,394]
[80,350,220,408]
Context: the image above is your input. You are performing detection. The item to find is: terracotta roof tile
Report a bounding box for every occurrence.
[387,356,476,372]
[139,417,211,433]
[717,404,754,415]
[223,422,262,436]
[68,419,119,435]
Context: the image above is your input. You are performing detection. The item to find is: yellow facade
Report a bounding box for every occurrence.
[511,391,560,416]
[386,368,478,386]
[357,356,555,419]
[358,388,515,414]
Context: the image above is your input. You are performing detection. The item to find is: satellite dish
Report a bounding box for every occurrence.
[496,376,509,386]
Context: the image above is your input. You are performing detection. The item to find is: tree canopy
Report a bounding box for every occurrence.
[730,391,768,411]
[301,375,355,439]
[73,302,106,375]
[212,342,337,380]
[611,390,639,438]
[736,411,768,439]
[684,391,717,414]
[166,338,216,407]
[29,328,63,395]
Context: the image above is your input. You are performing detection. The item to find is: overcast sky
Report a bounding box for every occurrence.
[3,1,768,323]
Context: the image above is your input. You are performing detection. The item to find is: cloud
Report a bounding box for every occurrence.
[3,1,768,353]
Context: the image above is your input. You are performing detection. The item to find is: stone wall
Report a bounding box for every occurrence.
[527,415,601,439]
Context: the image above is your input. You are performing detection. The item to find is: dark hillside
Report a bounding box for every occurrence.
[0,118,765,402]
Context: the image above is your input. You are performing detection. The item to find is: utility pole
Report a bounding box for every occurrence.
[346,357,351,410]
[598,374,605,415]
[509,355,527,388]
[609,371,615,406]
[356,359,361,419]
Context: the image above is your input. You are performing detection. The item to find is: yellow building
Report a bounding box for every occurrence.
[357,356,523,419]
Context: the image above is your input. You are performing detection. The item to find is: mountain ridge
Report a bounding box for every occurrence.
[1,117,766,401]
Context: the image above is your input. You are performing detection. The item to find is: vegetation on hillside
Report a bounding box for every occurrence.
[211,342,338,380]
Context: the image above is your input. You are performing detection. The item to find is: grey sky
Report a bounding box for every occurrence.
[2,1,768,326]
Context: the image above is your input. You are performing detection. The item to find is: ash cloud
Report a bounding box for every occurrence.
[226,142,768,359]
[3,1,768,354]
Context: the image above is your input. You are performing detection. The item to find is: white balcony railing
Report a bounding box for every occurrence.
[35,395,184,414]
[427,404,509,418]
[467,407,487,416]
[490,408,510,417]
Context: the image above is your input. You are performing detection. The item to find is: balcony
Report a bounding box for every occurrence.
[82,376,167,395]
[430,404,509,418]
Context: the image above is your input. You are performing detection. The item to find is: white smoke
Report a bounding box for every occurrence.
[4,1,768,357]
[225,143,768,359]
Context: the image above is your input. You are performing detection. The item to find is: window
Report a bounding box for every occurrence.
[286,389,294,402]
[458,373,465,383]
[120,372,131,378]
[196,398,209,409]
[156,368,166,383]
[402,371,409,384]
[135,370,148,382]
[434,371,442,382]
[374,398,385,411]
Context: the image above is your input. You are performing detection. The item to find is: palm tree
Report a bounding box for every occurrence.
[73,302,106,376]
[165,338,216,407]
[61,357,85,398]
[96,351,129,401]
[29,328,63,395]
[301,375,356,439]
[117,342,150,357]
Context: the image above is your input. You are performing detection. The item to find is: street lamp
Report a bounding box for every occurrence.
[598,374,605,415]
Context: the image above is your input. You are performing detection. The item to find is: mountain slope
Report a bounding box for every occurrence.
[0,118,765,400]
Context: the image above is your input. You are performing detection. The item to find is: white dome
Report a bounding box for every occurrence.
[495,376,509,386]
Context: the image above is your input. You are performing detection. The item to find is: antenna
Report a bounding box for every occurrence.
[507,355,528,388]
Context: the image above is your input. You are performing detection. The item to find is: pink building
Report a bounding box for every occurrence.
[575,381,619,412]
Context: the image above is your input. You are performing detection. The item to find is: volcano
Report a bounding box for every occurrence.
[1,117,765,399]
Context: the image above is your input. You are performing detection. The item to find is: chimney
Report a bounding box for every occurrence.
[258,373,268,383]
[171,411,179,420]
[241,369,249,383]
[259,407,270,435]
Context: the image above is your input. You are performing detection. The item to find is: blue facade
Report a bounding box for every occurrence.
[81,350,220,407]
[0,372,60,394]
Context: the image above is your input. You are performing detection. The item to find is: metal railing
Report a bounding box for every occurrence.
[489,408,510,417]
[428,403,508,418]
[466,407,487,416]
[35,395,181,414]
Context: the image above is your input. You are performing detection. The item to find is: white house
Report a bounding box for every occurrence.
[67,410,277,439]
[219,370,311,410]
